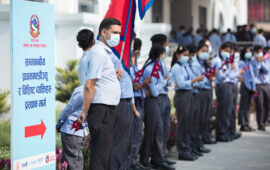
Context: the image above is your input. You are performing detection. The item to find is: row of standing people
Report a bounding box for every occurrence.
[57,18,176,170]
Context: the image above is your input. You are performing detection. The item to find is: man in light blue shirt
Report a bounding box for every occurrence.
[254,29,267,47]
[194,29,204,47]
[223,29,237,43]
[56,85,88,170]
[109,40,136,170]
[209,29,222,55]
[77,18,122,170]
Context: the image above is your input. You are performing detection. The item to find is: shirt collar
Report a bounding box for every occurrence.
[83,50,90,56]
[96,40,113,55]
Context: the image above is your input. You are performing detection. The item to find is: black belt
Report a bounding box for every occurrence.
[120,98,132,102]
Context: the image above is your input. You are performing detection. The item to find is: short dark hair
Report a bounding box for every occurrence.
[76,29,94,51]
[98,18,121,35]
[254,45,263,52]
[134,38,142,51]
[151,34,167,46]
[221,42,232,50]
[258,29,264,34]
[186,44,196,54]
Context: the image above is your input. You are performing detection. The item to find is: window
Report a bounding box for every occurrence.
[199,6,207,30]
[152,0,163,23]
[79,0,97,13]
[248,0,270,22]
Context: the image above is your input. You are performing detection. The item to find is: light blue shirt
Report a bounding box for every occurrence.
[141,62,166,97]
[176,31,184,46]
[195,59,212,90]
[254,34,267,47]
[159,60,170,94]
[223,33,237,43]
[239,60,256,90]
[130,65,146,98]
[171,62,193,90]
[211,55,235,84]
[209,33,222,54]
[183,35,193,47]
[194,34,203,47]
[77,40,121,106]
[111,54,134,100]
[78,51,90,84]
[229,61,240,84]
[251,58,270,84]
[56,86,88,138]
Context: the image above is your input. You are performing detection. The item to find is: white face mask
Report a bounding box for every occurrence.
[234,53,240,62]
[106,31,120,47]
[208,46,212,53]
[165,46,170,56]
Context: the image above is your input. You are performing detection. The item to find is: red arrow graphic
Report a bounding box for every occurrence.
[25,120,46,139]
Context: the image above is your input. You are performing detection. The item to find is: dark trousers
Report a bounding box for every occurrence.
[140,97,165,165]
[61,133,85,170]
[238,84,253,127]
[229,84,238,136]
[255,84,270,128]
[174,90,193,156]
[158,94,171,153]
[202,89,213,141]
[198,89,212,145]
[215,83,234,139]
[130,97,144,166]
[87,104,116,170]
[110,100,133,170]
[191,92,202,149]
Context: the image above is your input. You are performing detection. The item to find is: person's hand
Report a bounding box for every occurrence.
[238,76,244,82]
[134,110,140,118]
[78,112,88,123]
[116,69,123,80]
[145,88,151,97]
[231,63,235,69]
[239,69,244,74]
[196,75,204,82]
[144,76,152,86]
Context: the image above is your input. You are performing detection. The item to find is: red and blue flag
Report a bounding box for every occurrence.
[104,0,136,73]
[138,0,154,19]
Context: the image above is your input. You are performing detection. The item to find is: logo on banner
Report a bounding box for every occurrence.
[30,15,40,38]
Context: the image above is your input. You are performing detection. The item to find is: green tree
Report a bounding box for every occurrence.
[56,59,80,103]
[0,90,10,114]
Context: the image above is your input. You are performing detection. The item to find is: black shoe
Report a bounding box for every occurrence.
[138,163,151,170]
[198,146,211,153]
[204,138,216,144]
[216,136,230,142]
[240,126,248,132]
[140,162,154,169]
[258,127,266,131]
[178,154,198,161]
[233,132,242,140]
[164,158,176,165]
[246,126,256,131]
[192,148,203,156]
[131,163,150,170]
[152,162,175,170]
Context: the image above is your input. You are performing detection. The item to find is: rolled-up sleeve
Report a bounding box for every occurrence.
[86,52,103,80]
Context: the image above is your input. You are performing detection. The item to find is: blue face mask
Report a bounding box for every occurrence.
[199,52,209,60]
[234,53,240,62]
[179,56,189,64]
[256,52,263,57]
[221,51,230,60]
[165,46,170,56]
[191,54,197,63]
[245,52,252,59]
[106,32,120,47]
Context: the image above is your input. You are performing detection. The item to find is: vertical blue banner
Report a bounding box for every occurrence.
[11,0,55,169]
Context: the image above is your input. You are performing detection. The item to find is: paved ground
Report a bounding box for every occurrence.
[168,116,270,170]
